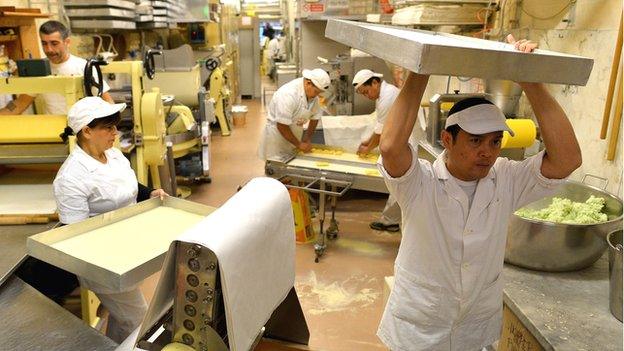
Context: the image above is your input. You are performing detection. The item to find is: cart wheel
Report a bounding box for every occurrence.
[314,257,319,263]
[327,219,339,239]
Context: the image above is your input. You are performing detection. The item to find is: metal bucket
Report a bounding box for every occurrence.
[506,175,623,272]
[607,229,622,322]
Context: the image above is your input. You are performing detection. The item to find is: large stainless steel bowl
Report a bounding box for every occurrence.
[505,179,623,272]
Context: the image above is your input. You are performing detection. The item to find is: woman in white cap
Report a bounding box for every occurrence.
[352,69,402,232]
[53,96,166,343]
[258,68,331,160]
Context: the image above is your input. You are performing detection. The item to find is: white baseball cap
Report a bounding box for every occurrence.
[67,96,126,134]
[444,103,515,136]
[352,69,383,89]
[302,68,330,91]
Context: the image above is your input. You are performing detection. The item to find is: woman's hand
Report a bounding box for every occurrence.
[150,189,168,200]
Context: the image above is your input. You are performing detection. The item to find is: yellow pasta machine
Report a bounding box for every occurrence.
[0,75,80,165]
[0,59,168,189]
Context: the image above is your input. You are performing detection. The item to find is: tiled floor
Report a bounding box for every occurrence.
[142,84,400,350]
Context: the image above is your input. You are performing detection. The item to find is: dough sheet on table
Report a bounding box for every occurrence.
[289,158,382,177]
[51,207,205,274]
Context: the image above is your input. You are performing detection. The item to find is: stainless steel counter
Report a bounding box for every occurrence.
[0,224,118,350]
[503,255,622,350]
[0,276,117,351]
[0,223,56,284]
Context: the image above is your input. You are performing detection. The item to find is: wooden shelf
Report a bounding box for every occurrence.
[0,35,17,43]
[0,11,49,18]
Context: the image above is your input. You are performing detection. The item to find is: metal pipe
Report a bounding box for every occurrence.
[166,142,178,197]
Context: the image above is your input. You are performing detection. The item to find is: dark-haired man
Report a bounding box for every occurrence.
[352,69,402,232]
[0,20,113,116]
[376,38,582,350]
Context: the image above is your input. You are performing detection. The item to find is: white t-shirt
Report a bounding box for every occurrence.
[454,177,478,207]
[37,54,111,115]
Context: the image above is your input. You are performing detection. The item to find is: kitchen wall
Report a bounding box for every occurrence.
[421,0,622,197]
[516,0,622,197]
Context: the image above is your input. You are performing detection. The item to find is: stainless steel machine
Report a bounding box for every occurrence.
[132,241,309,351]
[318,54,354,116]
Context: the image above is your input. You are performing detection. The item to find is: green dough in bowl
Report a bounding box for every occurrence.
[515,195,608,224]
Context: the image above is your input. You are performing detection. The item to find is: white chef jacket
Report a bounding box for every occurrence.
[54,144,138,294]
[30,54,111,115]
[376,144,565,351]
[258,77,322,160]
[374,81,400,135]
[268,37,282,59]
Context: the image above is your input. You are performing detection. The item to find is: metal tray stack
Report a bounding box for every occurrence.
[168,0,186,23]
[135,1,154,24]
[136,0,184,28]
[66,0,137,30]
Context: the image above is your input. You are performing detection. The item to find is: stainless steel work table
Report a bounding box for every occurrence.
[0,223,56,284]
[0,224,117,350]
[503,254,622,350]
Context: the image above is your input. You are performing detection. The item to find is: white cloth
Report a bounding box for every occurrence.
[36,54,111,115]
[321,113,376,153]
[258,77,322,160]
[142,177,295,351]
[376,145,565,351]
[374,81,400,135]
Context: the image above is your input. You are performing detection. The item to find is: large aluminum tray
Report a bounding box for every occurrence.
[71,19,136,29]
[66,8,136,19]
[325,20,594,86]
[65,0,136,10]
[27,197,215,291]
[137,22,169,29]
